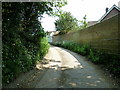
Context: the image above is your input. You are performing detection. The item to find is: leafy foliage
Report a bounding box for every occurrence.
[49,0,67,16]
[54,12,88,34]
[78,15,88,29]
[2,2,66,84]
[53,41,120,77]
[54,12,79,34]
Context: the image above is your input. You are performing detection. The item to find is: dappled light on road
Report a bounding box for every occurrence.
[87,76,92,79]
[69,82,77,87]
[35,46,119,88]
[36,46,83,71]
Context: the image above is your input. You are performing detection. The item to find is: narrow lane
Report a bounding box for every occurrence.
[35,45,119,88]
[4,45,119,88]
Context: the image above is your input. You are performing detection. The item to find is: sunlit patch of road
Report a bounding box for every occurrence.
[36,46,83,71]
[35,45,119,88]
[3,45,119,88]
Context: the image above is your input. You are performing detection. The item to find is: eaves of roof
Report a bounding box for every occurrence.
[98,4,120,23]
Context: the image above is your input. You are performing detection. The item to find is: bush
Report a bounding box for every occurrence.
[40,37,50,59]
[2,2,50,84]
[3,37,50,84]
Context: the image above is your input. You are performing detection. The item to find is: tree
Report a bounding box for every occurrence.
[54,12,79,34]
[78,15,88,29]
[49,0,67,16]
[2,1,67,84]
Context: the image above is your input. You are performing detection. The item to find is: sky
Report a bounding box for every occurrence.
[41,0,120,32]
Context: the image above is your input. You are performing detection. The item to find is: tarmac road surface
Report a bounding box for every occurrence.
[35,45,119,88]
[4,45,119,88]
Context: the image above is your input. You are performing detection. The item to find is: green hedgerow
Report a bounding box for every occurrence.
[53,41,120,77]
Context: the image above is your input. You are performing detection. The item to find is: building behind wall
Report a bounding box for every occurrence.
[98,4,120,22]
[88,3,120,27]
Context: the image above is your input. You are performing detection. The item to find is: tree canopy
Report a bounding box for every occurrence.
[54,12,79,34]
[2,1,67,84]
[54,12,88,34]
[79,15,88,29]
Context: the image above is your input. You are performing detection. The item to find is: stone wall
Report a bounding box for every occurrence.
[52,14,120,55]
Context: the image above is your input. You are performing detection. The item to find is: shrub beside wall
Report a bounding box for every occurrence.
[53,41,120,77]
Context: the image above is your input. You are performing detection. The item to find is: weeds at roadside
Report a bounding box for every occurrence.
[52,41,120,78]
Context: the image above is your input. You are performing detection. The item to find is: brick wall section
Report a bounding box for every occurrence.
[52,14,120,55]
